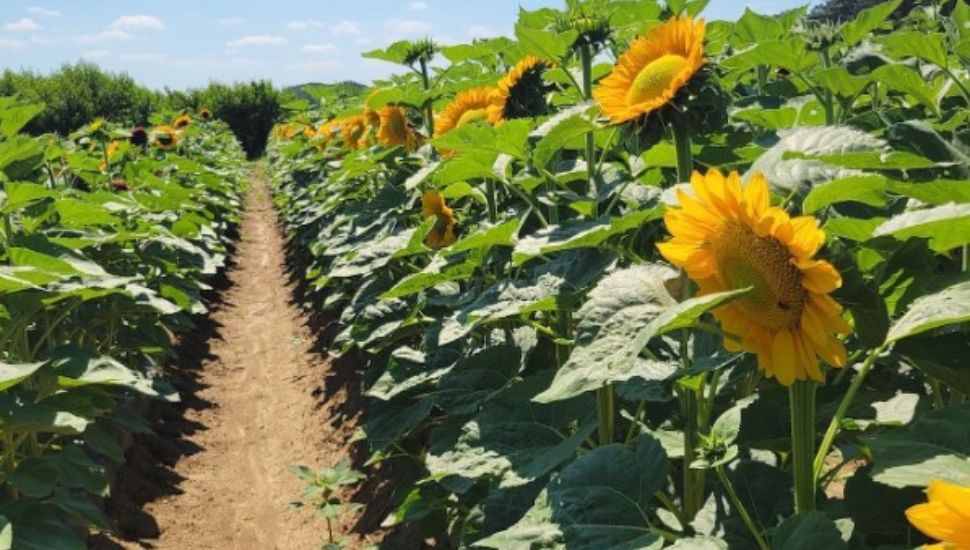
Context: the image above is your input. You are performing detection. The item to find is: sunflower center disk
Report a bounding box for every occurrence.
[711,222,806,330]
[456,108,489,128]
[626,54,689,105]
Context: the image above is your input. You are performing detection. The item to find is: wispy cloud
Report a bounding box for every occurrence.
[74,29,133,43]
[226,35,287,48]
[27,6,61,17]
[0,37,26,50]
[386,19,432,35]
[330,20,362,37]
[4,18,41,32]
[218,16,243,26]
[109,15,166,31]
[287,19,324,30]
[408,1,429,10]
[301,43,339,54]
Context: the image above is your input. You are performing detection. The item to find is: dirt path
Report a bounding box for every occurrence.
[115,169,355,549]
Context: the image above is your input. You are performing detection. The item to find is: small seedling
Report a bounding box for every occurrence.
[289,459,365,550]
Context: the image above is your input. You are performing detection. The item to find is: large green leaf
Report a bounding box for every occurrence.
[802,175,888,213]
[871,64,941,114]
[885,279,970,344]
[874,203,970,253]
[771,512,847,550]
[841,0,902,47]
[0,362,44,392]
[475,490,564,549]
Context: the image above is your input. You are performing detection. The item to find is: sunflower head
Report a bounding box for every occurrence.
[303,124,317,139]
[377,105,419,152]
[905,479,970,549]
[87,118,106,134]
[421,190,457,249]
[403,38,439,66]
[129,126,149,148]
[341,115,369,150]
[435,87,500,137]
[594,16,705,124]
[657,169,850,386]
[199,108,212,120]
[174,114,192,129]
[153,125,179,150]
[488,56,555,124]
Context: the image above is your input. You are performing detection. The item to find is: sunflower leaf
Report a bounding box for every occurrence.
[885,279,970,344]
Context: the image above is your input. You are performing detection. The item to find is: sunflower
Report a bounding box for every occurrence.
[174,114,192,129]
[906,479,970,549]
[657,170,850,386]
[594,16,705,124]
[153,125,179,150]
[422,190,457,249]
[303,124,317,139]
[129,127,149,148]
[341,115,369,149]
[377,106,419,151]
[99,140,122,172]
[488,56,553,124]
[435,87,500,136]
[199,108,212,120]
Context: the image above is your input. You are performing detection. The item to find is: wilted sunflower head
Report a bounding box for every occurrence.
[341,115,369,149]
[488,56,554,124]
[377,105,419,152]
[594,16,705,124]
[421,190,457,249]
[403,38,439,66]
[153,125,179,150]
[199,108,212,120]
[435,87,500,137]
[657,169,851,386]
[129,126,149,148]
[174,114,192,129]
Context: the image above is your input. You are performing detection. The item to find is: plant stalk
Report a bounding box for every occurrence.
[790,380,817,514]
[418,57,435,138]
[579,43,597,215]
[716,465,769,550]
[596,384,615,446]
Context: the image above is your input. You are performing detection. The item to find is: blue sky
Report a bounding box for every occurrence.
[0,1,813,90]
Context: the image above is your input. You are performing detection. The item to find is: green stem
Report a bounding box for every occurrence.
[813,347,883,478]
[418,58,435,138]
[680,383,706,520]
[790,380,817,514]
[484,179,498,223]
[579,43,597,216]
[596,384,615,446]
[716,465,769,550]
[671,115,693,185]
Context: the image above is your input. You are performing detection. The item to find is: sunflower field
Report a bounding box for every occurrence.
[0,102,245,548]
[267,0,970,548]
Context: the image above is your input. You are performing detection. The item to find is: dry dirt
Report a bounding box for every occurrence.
[103,170,365,550]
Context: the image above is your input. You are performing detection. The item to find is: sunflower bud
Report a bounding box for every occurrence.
[556,1,612,53]
[403,38,439,67]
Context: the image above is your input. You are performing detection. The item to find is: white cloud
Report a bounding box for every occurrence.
[119,53,168,62]
[27,6,61,17]
[467,25,494,39]
[301,43,339,54]
[226,35,287,48]
[386,19,432,35]
[80,49,111,60]
[4,18,41,32]
[287,19,324,30]
[0,37,26,50]
[74,29,133,43]
[219,17,244,26]
[330,20,361,37]
[109,15,166,31]
[408,1,429,10]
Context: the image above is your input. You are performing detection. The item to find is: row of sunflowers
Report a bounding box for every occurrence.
[0,104,246,548]
[268,1,969,548]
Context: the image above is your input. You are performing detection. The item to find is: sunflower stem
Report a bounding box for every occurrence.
[579,43,598,217]
[484,179,498,223]
[813,347,883,479]
[716,465,769,550]
[418,57,435,138]
[679,382,706,520]
[671,115,693,185]
[789,379,817,514]
[596,384,615,446]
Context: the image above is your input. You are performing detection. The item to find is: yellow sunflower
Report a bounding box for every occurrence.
[435,87,500,137]
[488,55,552,124]
[422,190,457,249]
[593,16,705,124]
[174,114,192,129]
[657,170,850,386]
[906,479,970,550]
[341,115,369,150]
[153,125,179,151]
[303,124,317,139]
[377,106,419,152]
[99,140,122,172]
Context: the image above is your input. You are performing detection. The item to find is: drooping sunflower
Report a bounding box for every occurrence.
[657,170,850,386]
[594,16,705,124]
[906,479,970,550]
[199,108,212,120]
[129,126,149,148]
[422,190,457,249]
[341,115,369,150]
[174,114,192,129]
[377,106,419,152]
[435,87,500,137]
[153,125,179,151]
[488,56,553,124]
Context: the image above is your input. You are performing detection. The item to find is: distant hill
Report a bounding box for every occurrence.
[283,81,368,108]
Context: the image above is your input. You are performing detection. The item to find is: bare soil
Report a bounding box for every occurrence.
[96,170,373,550]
